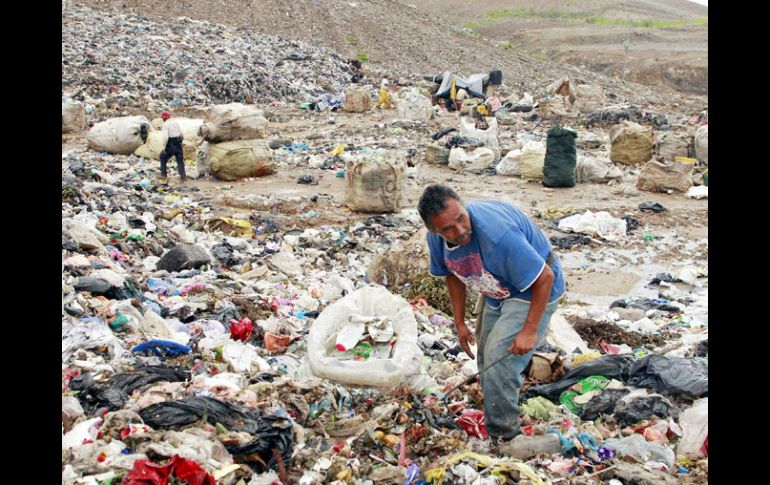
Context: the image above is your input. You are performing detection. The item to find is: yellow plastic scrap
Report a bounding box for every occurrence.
[204,217,253,237]
[542,206,574,221]
[424,467,445,484]
[424,451,547,485]
[331,143,346,156]
[572,351,602,366]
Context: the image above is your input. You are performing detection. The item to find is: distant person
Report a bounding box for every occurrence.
[349,59,363,83]
[376,79,393,109]
[159,111,186,182]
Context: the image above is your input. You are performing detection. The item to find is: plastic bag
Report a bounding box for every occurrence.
[459,117,500,160]
[139,397,293,474]
[576,156,622,183]
[604,434,675,469]
[609,121,653,165]
[344,157,404,213]
[496,149,521,176]
[199,103,267,142]
[398,89,433,121]
[626,355,708,397]
[677,398,708,459]
[524,355,638,402]
[543,126,577,187]
[456,409,489,439]
[123,454,216,485]
[62,99,86,133]
[87,116,151,154]
[343,87,371,113]
[557,211,627,241]
[209,140,276,181]
[448,146,495,172]
[62,317,125,363]
[307,285,419,388]
[637,159,693,193]
[519,140,546,180]
[559,376,610,414]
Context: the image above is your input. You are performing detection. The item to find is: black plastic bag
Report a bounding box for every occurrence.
[614,395,678,426]
[71,365,189,415]
[543,126,577,188]
[140,397,294,473]
[627,356,708,397]
[579,388,630,421]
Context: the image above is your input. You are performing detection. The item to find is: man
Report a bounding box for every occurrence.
[159,111,186,182]
[418,185,564,444]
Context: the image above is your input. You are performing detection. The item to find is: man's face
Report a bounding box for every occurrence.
[428,198,472,246]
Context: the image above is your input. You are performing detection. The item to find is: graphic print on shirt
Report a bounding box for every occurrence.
[445,252,511,299]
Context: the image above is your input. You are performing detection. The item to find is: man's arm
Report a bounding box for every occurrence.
[446,273,475,358]
[510,264,554,355]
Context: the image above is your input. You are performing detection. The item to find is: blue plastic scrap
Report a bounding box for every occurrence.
[132,340,191,359]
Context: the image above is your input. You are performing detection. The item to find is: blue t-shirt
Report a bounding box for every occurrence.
[427,200,565,306]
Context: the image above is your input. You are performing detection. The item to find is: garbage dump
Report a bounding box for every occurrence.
[62,2,707,484]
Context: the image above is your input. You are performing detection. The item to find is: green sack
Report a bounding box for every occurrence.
[543,126,577,187]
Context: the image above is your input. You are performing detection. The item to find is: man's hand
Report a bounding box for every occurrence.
[509,328,537,355]
[457,324,476,359]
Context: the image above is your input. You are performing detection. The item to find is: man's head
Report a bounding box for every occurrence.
[161,111,171,121]
[418,185,472,246]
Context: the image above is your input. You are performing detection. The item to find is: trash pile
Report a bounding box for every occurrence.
[62,5,707,485]
[61,142,708,484]
[62,4,355,113]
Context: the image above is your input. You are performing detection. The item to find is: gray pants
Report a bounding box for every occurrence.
[477,297,560,440]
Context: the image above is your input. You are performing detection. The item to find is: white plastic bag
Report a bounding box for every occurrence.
[557,211,627,241]
[308,285,419,388]
[459,117,500,160]
[685,185,708,199]
[62,318,125,363]
[496,149,522,176]
[448,147,495,172]
[576,156,623,183]
[546,311,589,354]
[604,434,675,469]
[62,99,86,133]
[397,89,433,121]
[677,398,708,459]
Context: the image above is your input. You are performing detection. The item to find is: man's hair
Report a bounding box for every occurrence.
[418,185,462,227]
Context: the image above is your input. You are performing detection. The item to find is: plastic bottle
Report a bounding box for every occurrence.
[335,322,366,351]
[501,433,562,460]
